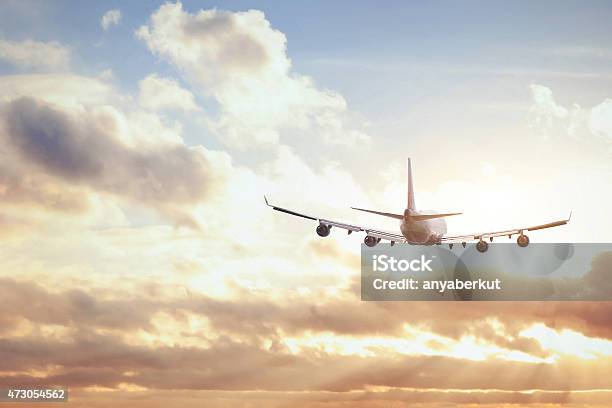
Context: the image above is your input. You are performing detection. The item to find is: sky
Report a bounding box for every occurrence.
[0,1,612,407]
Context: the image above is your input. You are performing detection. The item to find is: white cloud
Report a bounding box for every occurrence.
[528,84,612,142]
[138,74,198,112]
[528,84,590,139]
[0,74,117,108]
[97,69,114,82]
[589,99,612,140]
[0,71,369,291]
[0,74,232,229]
[137,3,369,149]
[528,84,568,134]
[0,39,70,72]
[101,9,121,31]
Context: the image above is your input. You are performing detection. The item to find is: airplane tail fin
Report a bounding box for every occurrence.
[407,158,416,210]
[351,159,462,222]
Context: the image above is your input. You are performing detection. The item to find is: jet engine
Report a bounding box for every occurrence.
[316,224,330,237]
[517,234,530,247]
[476,240,489,253]
[364,235,378,247]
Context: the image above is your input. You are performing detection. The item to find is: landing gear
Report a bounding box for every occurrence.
[364,235,378,247]
[316,224,330,237]
[517,234,530,247]
[476,240,489,253]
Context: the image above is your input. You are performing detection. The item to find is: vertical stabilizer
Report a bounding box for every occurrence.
[407,158,416,210]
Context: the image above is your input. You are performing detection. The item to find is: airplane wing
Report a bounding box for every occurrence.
[440,212,572,243]
[264,196,406,244]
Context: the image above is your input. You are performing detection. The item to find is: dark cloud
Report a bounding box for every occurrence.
[1,330,612,393]
[0,97,220,216]
[2,277,612,357]
[2,97,102,179]
[2,277,612,405]
[185,285,612,343]
[584,251,612,299]
[183,12,269,70]
[0,161,89,213]
[0,278,158,333]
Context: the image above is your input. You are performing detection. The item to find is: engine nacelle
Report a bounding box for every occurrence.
[476,240,489,253]
[364,235,378,247]
[316,224,330,237]
[517,234,530,247]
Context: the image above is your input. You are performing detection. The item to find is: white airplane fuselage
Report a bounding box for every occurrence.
[400,210,447,245]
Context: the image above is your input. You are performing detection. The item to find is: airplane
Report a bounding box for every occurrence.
[264,159,571,253]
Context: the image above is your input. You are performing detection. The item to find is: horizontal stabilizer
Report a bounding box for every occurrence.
[351,207,404,220]
[409,212,462,221]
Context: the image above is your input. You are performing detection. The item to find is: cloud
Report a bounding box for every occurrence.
[589,98,612,140]
[528,84,612,142]
[1,275,612,407]
[0,211,39,238]
[3,273,612,346]
[0,96,225,225]
[0,160,90,213]
[0,73,218,226]
[138,74,198,112]
[0,39,70,72]
[137,3,369,149]
[97,68,114,82]
[101,9,121,31]
[0,74,116,107]
[0,278,157,333]
[528,84,569,136]
[1,327,612,394]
